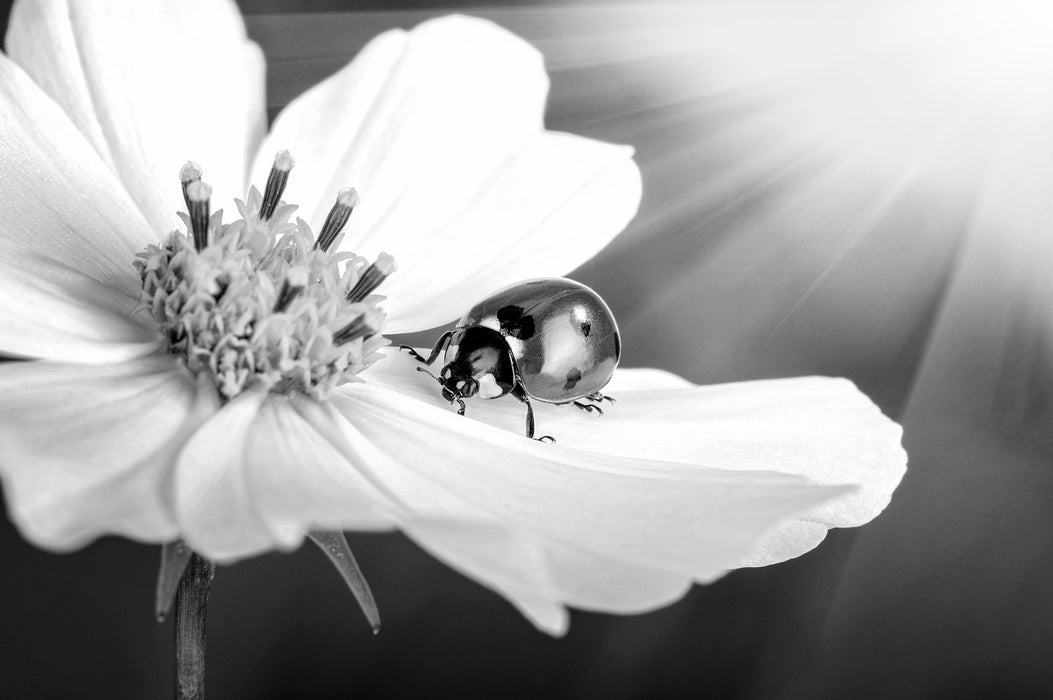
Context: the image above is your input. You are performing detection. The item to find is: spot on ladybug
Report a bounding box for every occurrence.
[563,367,583,391]
[497,304,536,340]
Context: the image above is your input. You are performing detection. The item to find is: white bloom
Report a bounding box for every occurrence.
[0,0,905,634]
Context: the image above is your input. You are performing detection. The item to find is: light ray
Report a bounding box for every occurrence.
[247,0,1052,410]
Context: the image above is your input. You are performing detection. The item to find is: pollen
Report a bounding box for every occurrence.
[134,153,394,401]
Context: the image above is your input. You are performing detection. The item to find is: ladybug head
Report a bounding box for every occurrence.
[439,364,479,400]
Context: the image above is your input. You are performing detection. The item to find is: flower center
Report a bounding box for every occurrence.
[134,152,395,401]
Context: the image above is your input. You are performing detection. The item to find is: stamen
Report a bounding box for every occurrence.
[180,161,203,215]
[259,150,295,221]
[315,188,359,252]
[332,309,381,345]
[273,266,308,313]
[185,180,213,251]
[138,159,396,401]
[347,253,396,303]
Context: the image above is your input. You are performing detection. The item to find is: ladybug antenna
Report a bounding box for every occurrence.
[415,366,441,383]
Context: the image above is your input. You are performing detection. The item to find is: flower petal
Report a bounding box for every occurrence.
[0,54,151,283]
[542,544,694,615]
[0,260,160,362]
[379,132,642,333]
[0,54,161,360]
[395,518,571,634]
[173,390,273,559]
[253,16,639,332]
[327,379,848,633]
[174,392,397,562]
[6,0,266,232]
[367,351,907,567]
[253,15,544,234]
[0,356,213,550]
[248,395,398,538]
[414,530,692,633]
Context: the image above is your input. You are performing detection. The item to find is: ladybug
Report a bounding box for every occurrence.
[400,277,620,440]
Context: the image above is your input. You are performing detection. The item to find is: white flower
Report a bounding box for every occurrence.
[0,0,905,635]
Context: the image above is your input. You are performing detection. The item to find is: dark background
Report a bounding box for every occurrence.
[1,1,1051,698]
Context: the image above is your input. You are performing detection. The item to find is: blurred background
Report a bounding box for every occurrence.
[1,0,1051,697]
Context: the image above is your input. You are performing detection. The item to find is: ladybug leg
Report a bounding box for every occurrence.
[514,386,536,438]
[512,384,555,442]
[571,400,604,416]
[399,330,453,366]
[454,398,467,416]
[586,391,615,404]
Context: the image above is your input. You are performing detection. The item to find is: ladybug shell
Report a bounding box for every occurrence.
[454,277,620,403]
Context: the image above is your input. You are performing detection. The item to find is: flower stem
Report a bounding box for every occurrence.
[173,553,214,700]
